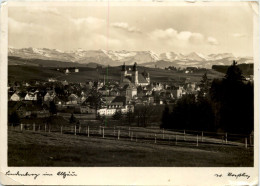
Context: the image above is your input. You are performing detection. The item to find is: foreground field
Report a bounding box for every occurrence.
[8,129,253,167]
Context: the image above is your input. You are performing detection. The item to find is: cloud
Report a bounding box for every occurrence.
[112,22,141,33]
[232,33,246,38]
[8,17,50,34]
[150,28,205,44]
[150,28,177,39]
[25,7,62,17]
[71,17,105,25]
[207,37,219,45]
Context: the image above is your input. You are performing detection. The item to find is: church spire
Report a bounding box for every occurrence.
[133,62,137,71]
[121,63,126,71]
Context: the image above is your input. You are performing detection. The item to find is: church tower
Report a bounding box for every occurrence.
[132,62,138,85]
[120,63,127,83]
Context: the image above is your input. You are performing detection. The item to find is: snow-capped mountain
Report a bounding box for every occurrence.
[159,52,179,61]
[8,47,253,68]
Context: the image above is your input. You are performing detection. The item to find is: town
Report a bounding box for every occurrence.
[8,62,203,125]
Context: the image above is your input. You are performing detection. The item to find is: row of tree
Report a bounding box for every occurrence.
[161,61,254,134]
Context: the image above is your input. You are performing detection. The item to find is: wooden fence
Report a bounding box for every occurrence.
[9,123,253,149]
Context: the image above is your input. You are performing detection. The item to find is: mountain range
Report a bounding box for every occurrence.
[8,47,253,69]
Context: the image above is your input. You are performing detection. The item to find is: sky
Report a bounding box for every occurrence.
[8,2,255,56]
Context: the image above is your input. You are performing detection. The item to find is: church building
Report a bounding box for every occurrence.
[120,62,150,87]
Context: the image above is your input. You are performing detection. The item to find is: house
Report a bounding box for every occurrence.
[24,92,37,101]
[10,92,26,101]
[54,96,67,107]
[67,93,79,105]
[123,83,137,98]
[61,80,69,86]
[10,93,20,101]
[172,87,183,99]
[75,68,79,73]
[44,91,56,102]
[97,96,133,116]
[185,82,196,93]
[79,95,87,104]
[151,82,163,91]
[65,69,70,74]
[109,89,120,96]
[80,105,96,114]
[103,96,116,104]
[48,78,57,82]
[80,99,96,114]
[98,86,110,96]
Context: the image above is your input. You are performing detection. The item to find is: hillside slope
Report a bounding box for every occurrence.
[8,65,225,83]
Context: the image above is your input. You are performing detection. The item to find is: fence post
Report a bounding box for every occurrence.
[87,126,89,137]
[113,126,115,136]
[79,125,81,134]
[175,135,177,145]
[102,127,104,138]
[201,131,204,142]
[99,126,101,135]
[74,125,76,135]
[38,125,40,131]
[184,130,186,141]
[222,136,224,145]
[196,135,199,147]
[154,134,157,144]
[60,126,63,134]
[33,123,35,131]
[163,128,164,139]
[225,133,228,144]
[118,129,120,140]
[249,134,252,146]
[245,138,248,149]
[20,123,23,131]
[45,124,47,132]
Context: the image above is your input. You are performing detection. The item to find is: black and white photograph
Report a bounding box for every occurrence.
[1,1,259,185]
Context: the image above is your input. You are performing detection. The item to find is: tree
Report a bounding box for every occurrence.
[49,101,57,115]
[113,109,123,120]
[9,111,20,125]
[89,89,103,117]
[209,61,253,134]
[69,113,77,124]
[198,72,210,101]
[96,112,101,120]
[37,96,43,105]
[224,60,245,83]
[126,109,134,125]
[161,105,170,128]
[134,105,156,127]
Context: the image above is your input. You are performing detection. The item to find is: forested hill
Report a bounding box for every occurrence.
[212,64,253,76]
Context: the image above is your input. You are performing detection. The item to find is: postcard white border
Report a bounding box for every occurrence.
[0,1,259,185]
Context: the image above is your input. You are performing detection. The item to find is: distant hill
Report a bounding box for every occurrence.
[212,64,254,76]
[8,63,225,84]
[8,56,102,68]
